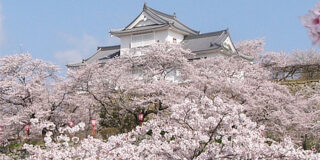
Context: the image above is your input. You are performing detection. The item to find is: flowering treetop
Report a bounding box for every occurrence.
[301,2,320,46]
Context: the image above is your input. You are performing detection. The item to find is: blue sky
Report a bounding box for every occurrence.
[0,0,318,70]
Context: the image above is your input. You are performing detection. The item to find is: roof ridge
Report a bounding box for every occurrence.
[85,45,120,62]
[145,5,199,35]
[124,5,168,30]
[184,29,228,40]
[115,4,200,36]
[144,5,175,19]
[172,19,200,35]
[143,9,168,24]
[97,45,120,50]
[210,31,227,45]
[110,24,170,36]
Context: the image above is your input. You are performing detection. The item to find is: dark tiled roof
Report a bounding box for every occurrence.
[182,30,254,60]
[86,45,120,63]
[110,4,199,36]
[97,45,121,51]
[182,30,229,52]
[98,51,120,60]
[143,5,199,35]
[67,45,120,67]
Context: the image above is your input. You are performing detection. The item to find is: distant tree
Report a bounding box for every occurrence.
[0,54,76,142]
[0,54,60,140]
[258,51,291,68]
[291,49,320,66]
[258,49,320,80]
[235,38,265,58]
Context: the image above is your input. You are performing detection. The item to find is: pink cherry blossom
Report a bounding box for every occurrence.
[0,43,320,159]
[301,3,320,46]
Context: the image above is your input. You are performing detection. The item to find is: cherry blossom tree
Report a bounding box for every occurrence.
[258,49,320,81]
[192,55,320,143]
[0,154,10,160]
[65,43,199,133]
[258,51,291,68]
[0,54,72,142]
[235,38,265,58]
[259,49,320,68]
[64,43,320,147]
[1,43,320,159]
[1,2,320,158]
[23,97,320,159]
[301,2,320,46]
[291,49,320,65]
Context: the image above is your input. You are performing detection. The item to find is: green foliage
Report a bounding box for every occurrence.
[100,127,121,139]
[0,140,45,159]
[302,134,320,152]
[265,131,282,143]
[160,130,167,138]
[146,129,153,136]
[215,138,222,144]
[6,141,44,150]
[265,141,273,146]
[99,108,137,134]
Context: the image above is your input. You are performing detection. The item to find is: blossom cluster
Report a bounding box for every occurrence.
[301,2,320,46]
[22,97,320,159]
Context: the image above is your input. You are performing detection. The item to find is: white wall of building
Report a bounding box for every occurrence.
[120,29,185,56]
[119,35,131,56]
[223,36,236,53]
[119,30,169,56]
[155,30,168,43]
[167,30,184,43]
[119,29,186,56]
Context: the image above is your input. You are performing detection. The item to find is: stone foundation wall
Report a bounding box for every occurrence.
[279,79,320,93]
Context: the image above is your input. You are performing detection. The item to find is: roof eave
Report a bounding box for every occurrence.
[110,25,170,37]
[169,25,195,35]
[144,5,175,19]
[66,62,85,68]
[124,5,169,30]
[191,47,224,54]
[124,11,144,30]
[238,53,254,61]
[144,5,199,35]
[184,29,228,40]
[173,19,200,35]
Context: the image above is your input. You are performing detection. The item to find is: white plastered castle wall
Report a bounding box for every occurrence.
[167,30,184,43]
[119,29,185,56]
[223,36,236,53]
[119,30,169,56]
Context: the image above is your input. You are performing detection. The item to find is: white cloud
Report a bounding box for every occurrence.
[54,33,99,64]
[54,50,83,64]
